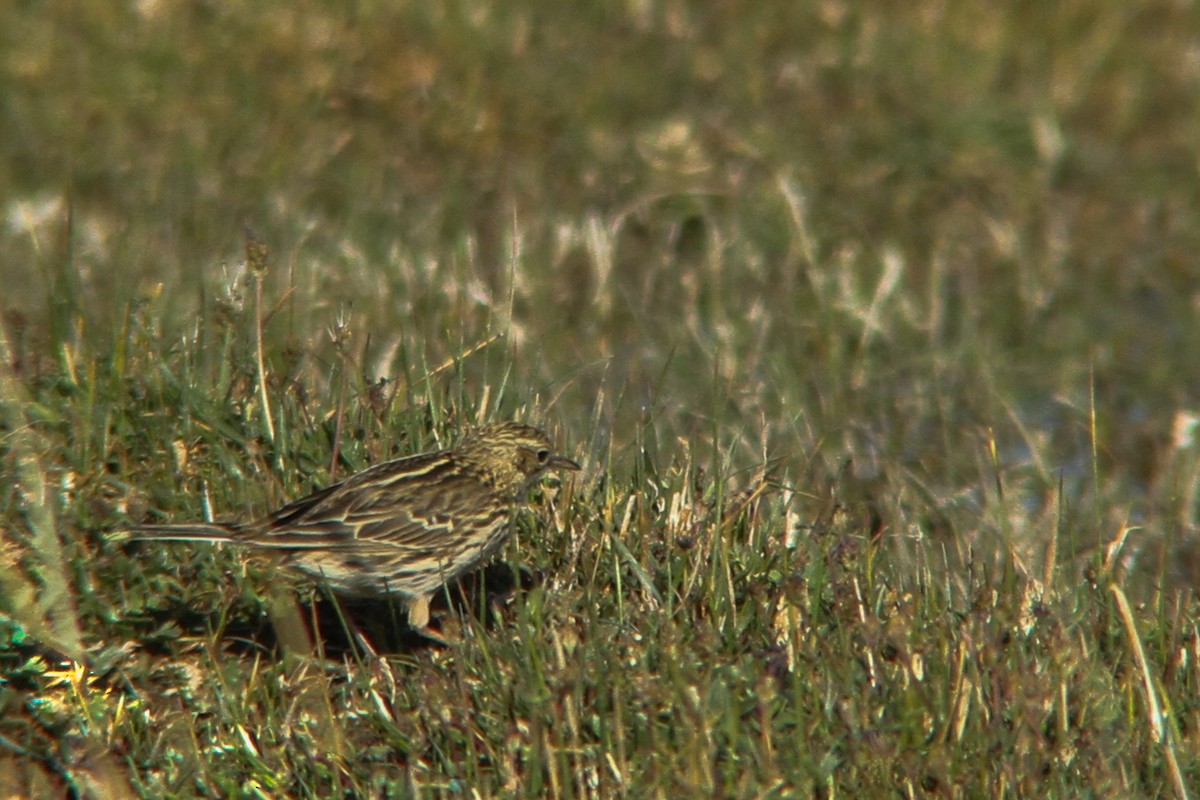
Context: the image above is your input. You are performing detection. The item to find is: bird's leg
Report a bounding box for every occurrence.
[405,593,452,645]
[406,595,430,630]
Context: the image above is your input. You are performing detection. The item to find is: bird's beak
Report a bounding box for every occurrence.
[550,455,581,472]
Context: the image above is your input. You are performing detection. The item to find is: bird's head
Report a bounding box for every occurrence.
[457,422,580,495]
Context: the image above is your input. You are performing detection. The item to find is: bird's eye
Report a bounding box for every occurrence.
[536,448,550,464]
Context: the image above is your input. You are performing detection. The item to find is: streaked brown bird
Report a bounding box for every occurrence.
[127,422,580,637]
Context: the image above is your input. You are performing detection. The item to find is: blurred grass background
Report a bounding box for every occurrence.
[2,1,1199,797]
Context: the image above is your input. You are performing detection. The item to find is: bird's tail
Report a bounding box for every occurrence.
[120,522,244,543]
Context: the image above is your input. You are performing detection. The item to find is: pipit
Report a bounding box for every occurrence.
[126,422,580,637]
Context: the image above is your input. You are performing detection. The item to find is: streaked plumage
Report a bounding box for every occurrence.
[127,422,580,635]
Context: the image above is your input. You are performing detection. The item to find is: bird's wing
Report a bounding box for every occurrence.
[241,454,505,553]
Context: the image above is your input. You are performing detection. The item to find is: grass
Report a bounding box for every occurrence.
[2,0,1200,797]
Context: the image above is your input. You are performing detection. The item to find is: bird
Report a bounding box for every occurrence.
[125,421,580,637]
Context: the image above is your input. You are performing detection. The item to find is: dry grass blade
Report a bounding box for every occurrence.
[1110,583,1190,800]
